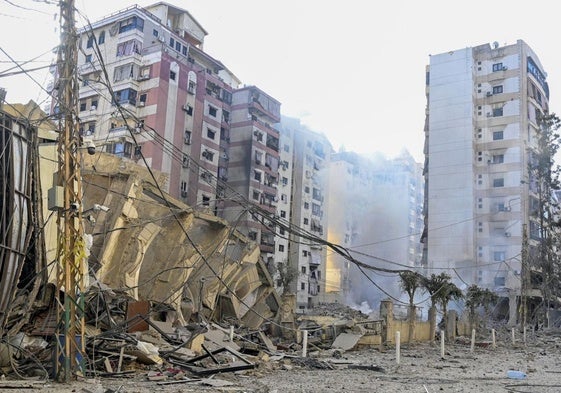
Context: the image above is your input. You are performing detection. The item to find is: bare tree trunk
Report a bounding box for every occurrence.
[407,303,416,346]
[429,305,437,343]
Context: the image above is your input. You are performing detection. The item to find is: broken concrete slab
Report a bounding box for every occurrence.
[331,333,363,351]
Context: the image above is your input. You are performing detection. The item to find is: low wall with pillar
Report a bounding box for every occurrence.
[380,300,472,344]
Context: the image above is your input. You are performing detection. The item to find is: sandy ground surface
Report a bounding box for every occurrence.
[7,330,561,393]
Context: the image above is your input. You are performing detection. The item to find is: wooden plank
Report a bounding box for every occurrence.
[117,345,125,372]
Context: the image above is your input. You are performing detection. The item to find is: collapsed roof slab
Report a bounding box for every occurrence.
[79,153,279,328]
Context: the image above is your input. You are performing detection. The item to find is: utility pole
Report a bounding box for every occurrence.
[55,0,85,381]
[520,223,528,329]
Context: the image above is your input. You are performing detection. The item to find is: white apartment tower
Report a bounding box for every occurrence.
[280,117,331,312]
[423,40,549,313]
[271,121,295,294]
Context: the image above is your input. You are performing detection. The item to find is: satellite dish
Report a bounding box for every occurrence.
[492,41,499,49]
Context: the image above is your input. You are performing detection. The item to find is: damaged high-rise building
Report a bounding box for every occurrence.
[45,2,291,297]
[276,117,332,312]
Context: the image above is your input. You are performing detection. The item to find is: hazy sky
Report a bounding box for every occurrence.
[1,0,559,163]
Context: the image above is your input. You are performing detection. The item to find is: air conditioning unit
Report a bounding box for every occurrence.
[137,75,149,81]
[502,65,508,71]
[505,232,511,237]
[90,105,97,111]
[158,36,165,43]
[137,101,145,107]
[181,190,187,197]
[486,112,492,117]
[486,92,492,97]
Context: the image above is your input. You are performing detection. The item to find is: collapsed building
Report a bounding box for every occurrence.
[76,151,281,329]
[1,101,285,373]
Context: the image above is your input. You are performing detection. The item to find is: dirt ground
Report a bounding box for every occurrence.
[7,330,561,393]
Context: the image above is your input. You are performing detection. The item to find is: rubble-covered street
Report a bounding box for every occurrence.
[2,12,561,388]
[9,328,561,393]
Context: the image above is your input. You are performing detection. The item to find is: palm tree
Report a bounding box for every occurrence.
[465,284,483,331]
[399,270,423,345]
[466,284,498,331]
[422,273,457,342]
[436,281,463,335]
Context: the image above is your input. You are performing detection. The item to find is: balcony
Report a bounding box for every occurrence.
[259,243,274,254]
[248,90,281,123]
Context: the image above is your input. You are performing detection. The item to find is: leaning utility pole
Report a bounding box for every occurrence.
[55,0,86,381]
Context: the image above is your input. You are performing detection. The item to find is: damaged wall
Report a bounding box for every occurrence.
[0,103,48,338]
[75,152,280,328]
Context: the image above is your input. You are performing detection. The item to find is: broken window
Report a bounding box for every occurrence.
[116,39,142,57]
[112,88,137,105]
[265,153,279,171]
[119,16,144,33]
[266,134,279,151]
[113,63,138,82]
[202,150,214,161]
[255,150,263,165]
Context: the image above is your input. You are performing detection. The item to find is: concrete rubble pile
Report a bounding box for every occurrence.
[1,151,288,379]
